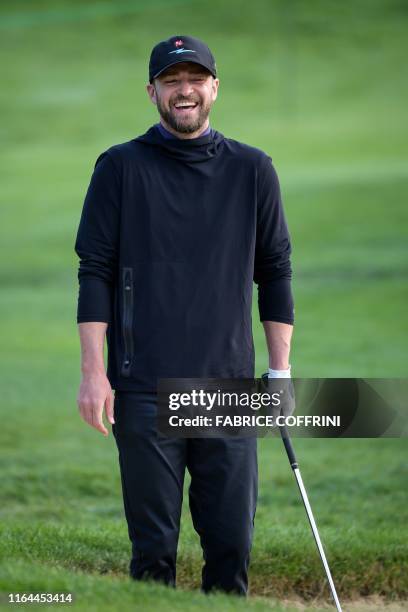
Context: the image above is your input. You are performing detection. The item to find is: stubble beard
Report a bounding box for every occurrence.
[156,92,212,134]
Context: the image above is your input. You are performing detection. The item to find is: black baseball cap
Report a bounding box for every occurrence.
[149,35,217,83]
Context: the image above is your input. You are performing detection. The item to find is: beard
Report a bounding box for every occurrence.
[156,91,212,134]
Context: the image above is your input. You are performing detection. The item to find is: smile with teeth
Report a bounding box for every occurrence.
[174,101,198,112]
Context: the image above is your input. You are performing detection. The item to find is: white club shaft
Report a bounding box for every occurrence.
[293,467,342,612]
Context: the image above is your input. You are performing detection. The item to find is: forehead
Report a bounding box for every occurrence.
[158,62,211,79]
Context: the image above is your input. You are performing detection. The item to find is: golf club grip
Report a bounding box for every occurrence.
[279,425,298,469]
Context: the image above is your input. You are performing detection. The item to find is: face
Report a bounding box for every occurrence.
[146,62,219,135]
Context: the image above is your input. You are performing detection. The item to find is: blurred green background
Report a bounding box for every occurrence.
[0,1,407,610]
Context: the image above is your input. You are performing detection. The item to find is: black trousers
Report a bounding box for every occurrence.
[112,391,258,595]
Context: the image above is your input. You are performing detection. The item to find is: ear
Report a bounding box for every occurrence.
[211,77,219,103]
[146,82,157,105]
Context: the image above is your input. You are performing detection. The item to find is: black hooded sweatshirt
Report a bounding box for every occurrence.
[74,125,294,392]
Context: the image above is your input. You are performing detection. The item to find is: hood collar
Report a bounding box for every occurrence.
[135,125,225,163]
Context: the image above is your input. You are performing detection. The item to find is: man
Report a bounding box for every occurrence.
[75,35,294,596]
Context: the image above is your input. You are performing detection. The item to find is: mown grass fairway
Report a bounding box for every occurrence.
[1,0,407,610]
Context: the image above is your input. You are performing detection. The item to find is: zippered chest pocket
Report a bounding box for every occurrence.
[121,267,134,377]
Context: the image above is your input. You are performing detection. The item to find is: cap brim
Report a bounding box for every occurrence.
[150,58,216,82]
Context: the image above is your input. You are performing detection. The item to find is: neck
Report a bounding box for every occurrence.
[159,118,210,140]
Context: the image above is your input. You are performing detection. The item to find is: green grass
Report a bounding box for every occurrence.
[0,562,343,612]
[1,0,407,609]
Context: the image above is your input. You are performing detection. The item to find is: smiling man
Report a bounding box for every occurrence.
[74,35,294,596]
[148,62,216,135]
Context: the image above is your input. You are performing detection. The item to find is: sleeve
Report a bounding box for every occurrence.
[253,154,295,324]
[74,151,120,324]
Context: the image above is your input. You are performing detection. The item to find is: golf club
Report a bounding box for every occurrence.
[262,374,343,611]
[279,423,342,611]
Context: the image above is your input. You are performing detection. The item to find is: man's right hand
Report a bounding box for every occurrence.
[77,372,115,436]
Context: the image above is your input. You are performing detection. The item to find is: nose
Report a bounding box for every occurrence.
[177,78,194,97]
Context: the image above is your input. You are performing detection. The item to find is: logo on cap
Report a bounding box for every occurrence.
[174,39,184,47]
[169,48,196,55]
